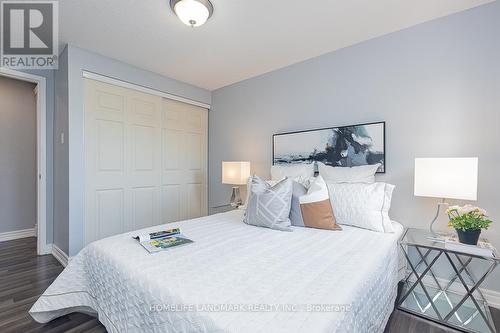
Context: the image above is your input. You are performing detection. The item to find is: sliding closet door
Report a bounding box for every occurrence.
[84,79,162,244]
[84,78,208,245]
[162,99,208,222]
[126,89,162,231]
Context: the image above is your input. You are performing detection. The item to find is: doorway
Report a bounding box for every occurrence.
[0,68,47,255]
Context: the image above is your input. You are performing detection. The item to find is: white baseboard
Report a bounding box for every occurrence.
[51,243,69,267]
[0,228,36,242]
[406,270,500,309]
[39,243,53,255]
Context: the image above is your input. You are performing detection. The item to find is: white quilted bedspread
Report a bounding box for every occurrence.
[30,210,404,333]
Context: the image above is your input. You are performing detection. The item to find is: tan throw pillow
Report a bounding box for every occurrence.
[299,176,342,231]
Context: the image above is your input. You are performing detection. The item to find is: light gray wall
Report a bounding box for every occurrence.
[53,46,69,253]
[210,2,500,291]
[64,45,212,256]
[0,77,37,233]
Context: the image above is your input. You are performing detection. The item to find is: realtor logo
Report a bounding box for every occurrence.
[1,0,58,69]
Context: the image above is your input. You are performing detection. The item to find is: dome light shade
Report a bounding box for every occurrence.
[170,0,214,27]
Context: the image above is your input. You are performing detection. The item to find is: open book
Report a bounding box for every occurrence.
[134,228,193,253]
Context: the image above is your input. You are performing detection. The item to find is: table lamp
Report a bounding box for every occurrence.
[222,161,251,208]
[414,157,478,238]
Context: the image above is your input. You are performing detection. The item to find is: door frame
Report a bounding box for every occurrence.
[0,68,48,255]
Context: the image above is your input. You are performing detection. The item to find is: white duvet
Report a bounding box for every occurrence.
[30,210,404,333]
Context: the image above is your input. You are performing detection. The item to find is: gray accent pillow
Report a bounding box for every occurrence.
[243,175,293,231]
[289,181,307,227]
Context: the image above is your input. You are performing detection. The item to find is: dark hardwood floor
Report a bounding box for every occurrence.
[0,237,105,333]
[1,237,499,333]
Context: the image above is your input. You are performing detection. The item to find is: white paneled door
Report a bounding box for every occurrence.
[162,99,208,222]
[84,79,207,245]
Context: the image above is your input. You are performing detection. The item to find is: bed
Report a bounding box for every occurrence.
[30,210,404,333]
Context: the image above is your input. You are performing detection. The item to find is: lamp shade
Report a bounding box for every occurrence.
[222,161,251,185]
[414,158,478,201]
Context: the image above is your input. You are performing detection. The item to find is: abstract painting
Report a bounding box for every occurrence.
[273,122,385,173]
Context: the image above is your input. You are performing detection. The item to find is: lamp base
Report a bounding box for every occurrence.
[426,198,447,242]
[230,186,242,208]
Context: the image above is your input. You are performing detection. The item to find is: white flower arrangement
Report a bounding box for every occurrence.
[447,204,492,231]
[447,204,487,217]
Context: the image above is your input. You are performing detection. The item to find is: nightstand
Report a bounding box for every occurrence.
[210,204,238,215]
[398,228,499,333]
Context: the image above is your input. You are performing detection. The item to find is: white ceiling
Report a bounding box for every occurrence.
[59,0,493,90]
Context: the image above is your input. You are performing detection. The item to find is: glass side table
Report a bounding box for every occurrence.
[398,228,499,333]
[210,204,238,215]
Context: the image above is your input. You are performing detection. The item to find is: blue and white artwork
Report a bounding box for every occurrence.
[273,122,385,172]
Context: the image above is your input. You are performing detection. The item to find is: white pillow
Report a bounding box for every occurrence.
[327,182,395,233]
[318,162,380,183]
[271,164,315,186]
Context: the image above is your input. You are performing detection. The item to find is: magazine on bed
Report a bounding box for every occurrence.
[133,228,194,253]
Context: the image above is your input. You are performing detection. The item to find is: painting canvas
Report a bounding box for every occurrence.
[273,122,385,173]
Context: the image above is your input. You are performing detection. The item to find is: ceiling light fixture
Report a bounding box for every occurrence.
[170,0,214,27]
